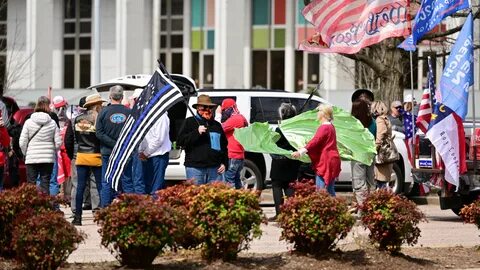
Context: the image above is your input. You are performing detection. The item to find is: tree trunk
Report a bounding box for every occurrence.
[353,39,409,106]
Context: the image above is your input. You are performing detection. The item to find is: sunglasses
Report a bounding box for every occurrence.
[394,106,402,109]
[197,105,215,111]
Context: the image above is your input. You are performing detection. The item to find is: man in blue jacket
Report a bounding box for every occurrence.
[96,85,132,207]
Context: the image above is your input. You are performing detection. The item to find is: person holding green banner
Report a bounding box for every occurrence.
[270,103,301,220]
[291,104,341,196]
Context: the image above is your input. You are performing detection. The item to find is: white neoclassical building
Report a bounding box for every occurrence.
[1,0,479,116]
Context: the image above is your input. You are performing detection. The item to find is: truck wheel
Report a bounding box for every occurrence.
[389,162,404,194]
[240,159,263,191]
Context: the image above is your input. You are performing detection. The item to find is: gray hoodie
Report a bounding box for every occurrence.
[19,112,62,164]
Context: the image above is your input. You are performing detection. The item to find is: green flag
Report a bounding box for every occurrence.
[234,106,376,165]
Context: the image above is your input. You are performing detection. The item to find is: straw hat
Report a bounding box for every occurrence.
[192,94,217,109]
[83,93,104,108]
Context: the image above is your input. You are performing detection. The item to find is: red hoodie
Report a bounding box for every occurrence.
[0,126,10,166]
[222,113,248,159]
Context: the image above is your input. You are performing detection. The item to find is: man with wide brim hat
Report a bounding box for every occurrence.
[192,94,218,109]
[351,88,374,102]
[177,94,227,185]
[83,93,105,108]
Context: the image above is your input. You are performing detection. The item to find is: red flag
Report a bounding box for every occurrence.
[416,88,432,133]
[300,0,410,54]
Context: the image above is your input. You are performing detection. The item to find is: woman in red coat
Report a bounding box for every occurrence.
[292,104,341,196]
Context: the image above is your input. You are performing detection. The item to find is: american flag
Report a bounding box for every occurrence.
[416,57,436,133]
[402,109,417,166]
[105,67,184,191]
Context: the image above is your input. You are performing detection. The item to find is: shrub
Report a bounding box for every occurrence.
[359,189,426,253]
[0,184,59,257]
[277,180,355,254]
[94,194,177,268]
[189,182,264,261]
[460,200,480,229]
[12,209,85,270]
[156,182,202,250]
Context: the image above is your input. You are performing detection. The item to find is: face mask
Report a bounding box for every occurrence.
[198,109,213,120]
[221,107,234,122]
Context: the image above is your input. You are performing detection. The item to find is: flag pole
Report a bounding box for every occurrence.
[472,85,477,176]
[409,51,415,168]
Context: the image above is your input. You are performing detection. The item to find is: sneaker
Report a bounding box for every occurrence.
[71,215,82,226]
[82,205,92,210]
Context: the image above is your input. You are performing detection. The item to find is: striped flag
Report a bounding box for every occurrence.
[299,0,410,54]
[105,67,184,191]
[416,57,436,133]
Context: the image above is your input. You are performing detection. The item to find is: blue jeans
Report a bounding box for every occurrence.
[76,166,102,217]
[144,153,169,195]
[316,175,336,196]
[101,155,133,207]
[186,166,223,185]
[224,158,244,189]
[131,153,146,194]
[35,156,59,195]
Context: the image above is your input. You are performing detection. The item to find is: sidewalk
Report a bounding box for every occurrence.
[66,204,478,263]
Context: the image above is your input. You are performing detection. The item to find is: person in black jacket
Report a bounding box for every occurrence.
[177,94,228,185]
[96,85,132,207]
[269,103,301,221]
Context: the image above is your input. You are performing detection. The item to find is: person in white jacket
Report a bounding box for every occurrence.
[19,96,62,194]
[138,112,171,195]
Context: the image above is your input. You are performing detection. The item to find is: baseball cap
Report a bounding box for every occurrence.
[391,100,402,108]
[53,96,67,108]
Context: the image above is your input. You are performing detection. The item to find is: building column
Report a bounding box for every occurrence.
[214,0,223,87]
[116,0,127,76]
[183,0,192,77]
[243,0,251,88]
[92,0,101,84]
[25,0,36,88]
[152,0,160,69]
[284,0,295,92]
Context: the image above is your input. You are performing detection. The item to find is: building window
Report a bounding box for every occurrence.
[295,1,320,92]
[190,0,214,88]
[63,0,91,88]
[251,0,287,89]
[0,0,6,91]
[159,0,184,73]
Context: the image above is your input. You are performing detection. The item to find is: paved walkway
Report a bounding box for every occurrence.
[66,201,479,263]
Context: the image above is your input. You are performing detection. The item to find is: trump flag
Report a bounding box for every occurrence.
[299,0,410,54]
[105,66,184,191]
[425,104,467,190]
[398,0,470,51]
[439,12,474,120]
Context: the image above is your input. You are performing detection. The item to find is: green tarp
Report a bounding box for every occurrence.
[234,106,376,165]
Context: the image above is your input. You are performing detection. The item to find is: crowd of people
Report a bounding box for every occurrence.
[0,86,413,224]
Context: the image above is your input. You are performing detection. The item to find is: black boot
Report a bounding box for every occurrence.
[72,215,82,226]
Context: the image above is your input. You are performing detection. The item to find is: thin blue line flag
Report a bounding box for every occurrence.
[105,67,184,191]
[439,12,473,120]
[398,0,469,51]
